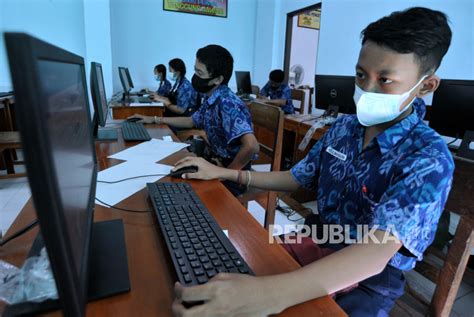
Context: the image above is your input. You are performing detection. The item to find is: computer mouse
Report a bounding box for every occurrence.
[126,117,141,123]
[169,166,198,178]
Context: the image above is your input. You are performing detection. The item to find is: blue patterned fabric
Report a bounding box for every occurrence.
[260,82,295,114]
[156,79,172,96]
[192,85,254,159]
[170,77,197,111]
[290,98,454,270]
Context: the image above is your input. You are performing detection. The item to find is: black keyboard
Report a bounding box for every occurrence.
[121,121,151,141]
[147,182,254,286]
[136,96,152,103]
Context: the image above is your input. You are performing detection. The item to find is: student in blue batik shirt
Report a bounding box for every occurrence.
[258,69,295,114]
[169,8,455,317]
[152,58,198,116]
[151,64,172,97]
[129,45,259,196]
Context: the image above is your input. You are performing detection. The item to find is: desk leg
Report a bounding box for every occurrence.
[430,216,474,316]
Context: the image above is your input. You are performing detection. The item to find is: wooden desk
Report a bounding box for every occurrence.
[110,100,164,119]
[0,124,345,316]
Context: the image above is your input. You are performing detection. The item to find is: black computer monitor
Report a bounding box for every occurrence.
[5,33,129,316]
[235,71,252,95]
[90,62,117,140]
[315,75,356,114]
[429,79,474,139]
[118,66,131,96]
[125,67,134,88]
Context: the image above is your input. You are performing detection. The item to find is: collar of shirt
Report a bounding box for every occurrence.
[204,84,228,106]
[353,98,426,155]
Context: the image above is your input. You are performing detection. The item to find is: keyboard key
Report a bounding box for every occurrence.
[194,268,205,276]
[197,276,208,284]
[183,274,192,283]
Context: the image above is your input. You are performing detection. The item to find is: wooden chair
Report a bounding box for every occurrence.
[291,89,306,114]
[0,95,25,178]
[251,85,260,95]
[238,101,284,229]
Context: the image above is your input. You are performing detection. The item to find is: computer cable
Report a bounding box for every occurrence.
[447,138,459,146]
[94,197,150,213]
[97,174,169,184]
[276,198,304,222]
[0,218,39,247]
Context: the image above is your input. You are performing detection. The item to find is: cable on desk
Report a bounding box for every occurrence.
[276,198,304,222]
[0,219,39,247]
[447,138,459,146]
[97,174,169,184]
[95,198,150,213]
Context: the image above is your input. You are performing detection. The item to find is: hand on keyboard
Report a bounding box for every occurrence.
[172,157,223,180]
[173,273,280,316]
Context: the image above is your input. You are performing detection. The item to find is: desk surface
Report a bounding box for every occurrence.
[0,124,345,316]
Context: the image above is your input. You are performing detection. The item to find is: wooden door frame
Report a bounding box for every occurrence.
[283,3,321,82]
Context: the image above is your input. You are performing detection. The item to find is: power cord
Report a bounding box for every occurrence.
[0,219,39,247]
[447,138,459,146]
[97,173,169,184]
[95,197,150,213]
[276,198,304,222]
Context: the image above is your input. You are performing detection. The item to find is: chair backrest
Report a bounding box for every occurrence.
[251,85,260,95]
[291,89,305,114]
[248,101,284,172]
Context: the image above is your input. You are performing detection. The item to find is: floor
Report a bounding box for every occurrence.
[1,162,473,316]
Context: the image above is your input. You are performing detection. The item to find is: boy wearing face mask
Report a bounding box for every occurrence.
[258,69,295,114]
[129,45,259,196]
[169,7,455,317]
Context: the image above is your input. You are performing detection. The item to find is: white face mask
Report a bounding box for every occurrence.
[154,74,161,82]
[353,75,427,126]
[168,72,177,82]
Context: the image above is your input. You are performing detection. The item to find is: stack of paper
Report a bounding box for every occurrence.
[96,161,172,207]
[108,138,189,163]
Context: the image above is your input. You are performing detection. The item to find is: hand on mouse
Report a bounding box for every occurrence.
[172,157,222,180]
[172,273,281,317]
[127,114,153,124]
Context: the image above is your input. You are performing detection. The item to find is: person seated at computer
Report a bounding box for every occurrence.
[129,45,259,196]
[257,69,295,114]
[152,58,198,116]
[148,64,172,97]
[169,7,454,316]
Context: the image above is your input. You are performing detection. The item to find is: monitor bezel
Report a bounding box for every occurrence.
[315,74,356,114]
[124,67,134,88]
[5,32,97,317]
[118,66,130,93]
[235,71,252,94]
[90,62,108,127]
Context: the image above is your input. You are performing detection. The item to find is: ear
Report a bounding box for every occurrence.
[210,75,224,86]
[417,74,440,97]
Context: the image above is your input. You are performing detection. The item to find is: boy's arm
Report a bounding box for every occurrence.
[173,230,402,316]
[226,133,259,170]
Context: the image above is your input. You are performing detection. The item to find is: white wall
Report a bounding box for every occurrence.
[109,0,258,93]
[289,15,319,86]
[0,0,87,92]
[317,0,474,80]
[84,0,113,98]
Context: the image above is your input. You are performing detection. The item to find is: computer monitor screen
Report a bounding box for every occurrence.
[118,67,131,93]
[235,71,252,94]
[429,79,474,139]
[90,62,108,127]
[6,33,97,316]
[125,67,134,88]
[315,75,356,114]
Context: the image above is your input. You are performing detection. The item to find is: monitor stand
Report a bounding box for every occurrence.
[3,219,131,317]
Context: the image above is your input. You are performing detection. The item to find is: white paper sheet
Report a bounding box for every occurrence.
[96,161,172,207]
[108,138,189,163]
[129,102,164,107]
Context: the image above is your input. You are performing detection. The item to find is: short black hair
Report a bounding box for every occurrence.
[169,58,186,77]
[269,69,285,83]
[154,64,167,78]
[361,7,452,74]
[196,45,233,85]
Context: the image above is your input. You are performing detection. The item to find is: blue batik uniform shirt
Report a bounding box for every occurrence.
[156,79,172,96]
[290,98,454,270]
[192,85,254,160]
[260,82,295,114]
[170,77,197,111]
